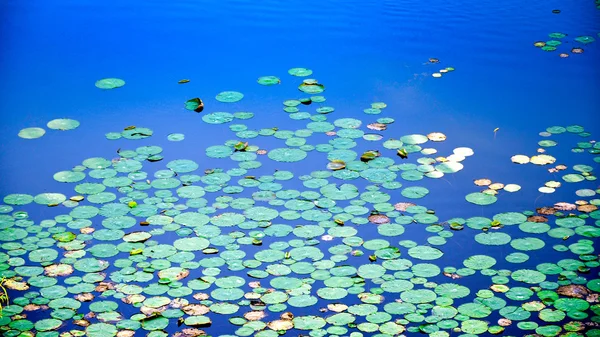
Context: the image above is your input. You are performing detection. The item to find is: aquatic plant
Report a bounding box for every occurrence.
[0,277,9,317]
[0,67,598,337]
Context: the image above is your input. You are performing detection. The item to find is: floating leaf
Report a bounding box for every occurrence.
[327,160,346,171]
[47,118,80,130]
[216,91,244,103]
[401,186,429,199]
[257,76,281,85]
[95,78,125,89]
[288,68,313,77]
[268,148,307,162]
[18,127,45,139]
[408,246,443,260]
[298,81,325,94]
[575,36,595,44]
[466,192,497,205]
[185,98,204,112]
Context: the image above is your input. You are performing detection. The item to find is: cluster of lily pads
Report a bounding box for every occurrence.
[511,125,599,196]
[533,32,599,57]
[465,179,521,206]
[18,119,80,140]
[426,58,455,78]
[0,68,599,337]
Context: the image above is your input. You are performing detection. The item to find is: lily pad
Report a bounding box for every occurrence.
[95,78,125,89]
[288,68,313,77]
[268,148,307,162]
[18,127,45,139]
[257,76,281,85]
[466,192,497,205]
[47,118,80,130]
[216,91,244,103]
[185,98,204,112]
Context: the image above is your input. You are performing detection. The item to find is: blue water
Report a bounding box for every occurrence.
[0,0,599,336]
[0,0,599,195]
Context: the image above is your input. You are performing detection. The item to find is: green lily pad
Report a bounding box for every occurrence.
[257,76,280,85]
[216,91,244,103]
[466,192,497,205]
[95,78,125,89]
[18,127,45,139]
[47,118,80,130]
[288,68,313,77]
[3,194,34,205]
[475,232,511,245]
[268,148,307,162]
[463,255,496,270]
[185,98,204,112]
[408,246,443,260]
[401,186,429,199]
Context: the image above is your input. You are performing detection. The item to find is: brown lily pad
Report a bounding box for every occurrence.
[557,285,589,299]
[536,207,556,215]
[498,318,512,327]
[23,304,42,311]
[44,264,74,277]
[244,311,266,321]
[173,328,206,337]
[489,183,505,190]
[443,272,462,279]
[368,214,390,224]
[183,304,210,316]
[527,216,548,223]
[474,178,492,186]
[267,320,294,330]
[427,132,447,141]
[578,204,598,213]
[394,202,416,211]
[3,279,29,291]
[75,319,91,327]
[81,227,95,234]
[75,293,95,302]
[367,123,387,131]
[327,303,348,312]
[193,293,210,301]
[117,331,135,337]
[554,202,576,211]
[140,306,167,316]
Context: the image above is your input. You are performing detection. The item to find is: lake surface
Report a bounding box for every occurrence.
[0,1,599,337]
